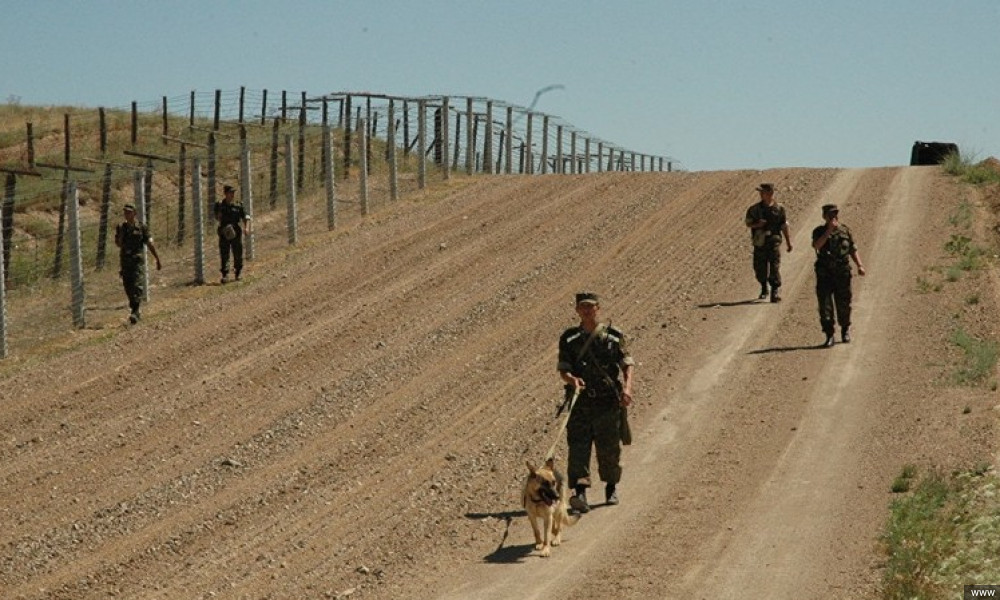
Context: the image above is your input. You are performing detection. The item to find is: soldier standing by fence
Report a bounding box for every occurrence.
[215,184,251,283]
[115,203,161,324]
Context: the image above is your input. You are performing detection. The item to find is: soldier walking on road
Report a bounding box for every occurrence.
[812,204,866,347]
[115,203,161,324]
[557,292,635,513]
[215,184,251,284]
[745,183,793,302]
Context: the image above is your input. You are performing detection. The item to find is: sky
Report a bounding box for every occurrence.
[3,0,998,172]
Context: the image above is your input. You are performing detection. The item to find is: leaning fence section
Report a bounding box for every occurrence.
[0,87,677,359]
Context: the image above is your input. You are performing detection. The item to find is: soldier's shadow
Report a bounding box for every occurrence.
[747,343,828,354]
[696,298,767,308]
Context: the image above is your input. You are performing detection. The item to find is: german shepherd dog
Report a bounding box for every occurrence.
[522,457,579,557]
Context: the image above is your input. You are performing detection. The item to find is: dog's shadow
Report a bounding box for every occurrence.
[465,506,596,563]
[465,510,535,563]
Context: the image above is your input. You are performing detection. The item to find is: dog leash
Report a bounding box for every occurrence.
[544,387,581,461]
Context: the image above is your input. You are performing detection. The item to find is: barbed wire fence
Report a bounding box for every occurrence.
[0,88,677,360]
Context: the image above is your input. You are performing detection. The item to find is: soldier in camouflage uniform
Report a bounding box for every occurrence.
[114,203,162,324]
[214,184,251,284]
[745,183,793,302]
[811,204,866,347]
[557,292,635,513]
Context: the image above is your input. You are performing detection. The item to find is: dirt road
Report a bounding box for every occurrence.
[1,167,996,599]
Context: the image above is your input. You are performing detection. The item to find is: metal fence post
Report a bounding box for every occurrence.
[67,181,86,328]
[324,123,337,229]
[388,100,398,202]
[359,119,370,215]
[484,101,494,174]
[525,113,533,174]
[240,138,255,260]
[540,116,549,174]
[0,208,6,358]
[441,97,450,180]
[192,159,205,285]
[465,97,474,175]
[284,134,299,244]
[417,99,427,189]
[133,171,150,303]
[505,106,513,174]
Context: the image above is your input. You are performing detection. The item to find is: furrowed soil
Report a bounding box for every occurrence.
[1,167,998,600]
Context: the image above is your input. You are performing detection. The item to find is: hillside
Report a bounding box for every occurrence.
[1,166,998,599]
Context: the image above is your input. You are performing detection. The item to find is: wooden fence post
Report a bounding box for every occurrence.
[99,108,107,155]
[525,113,533,174]
[67,181,85,328]
[162,96,169,141]
[213,89,221,130]
[189,90,196,127]
[239,86,245,123]
[261,89,268,126]
[131,102,138,147]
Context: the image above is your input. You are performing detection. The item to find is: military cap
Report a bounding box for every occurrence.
[123,203,136,212]
[822,203,839,215]
[756,183,774,193]
[575,292,600,305]
[223,184,235,194]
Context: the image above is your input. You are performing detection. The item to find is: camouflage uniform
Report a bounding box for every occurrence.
[812,222,857,336]
[557,323,634,490]
[745,200,788,292]
[215,201,247,281]
[116,220,150,316]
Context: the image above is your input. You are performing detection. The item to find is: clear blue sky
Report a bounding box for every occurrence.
[3,0,997,171]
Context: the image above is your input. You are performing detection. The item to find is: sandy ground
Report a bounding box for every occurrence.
[1,166,997,600]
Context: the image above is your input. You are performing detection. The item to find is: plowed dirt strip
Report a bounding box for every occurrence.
[1,167,995,600]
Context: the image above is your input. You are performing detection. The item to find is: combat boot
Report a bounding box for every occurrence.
[770,286,781,303]
[758,284,768,300]
[569,486,590,514]
[842,327,851,343]
[605,483,619,506]
[823,333,835,348]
